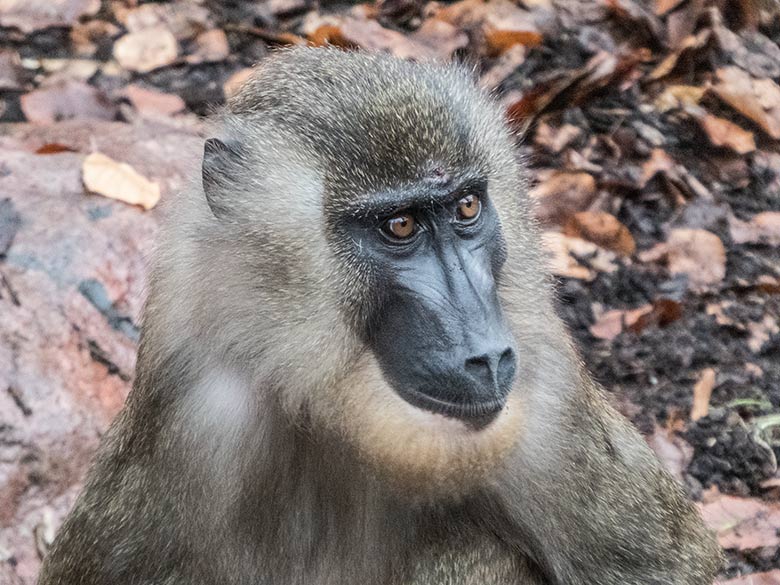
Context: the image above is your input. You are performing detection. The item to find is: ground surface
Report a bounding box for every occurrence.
[1,0,780,583]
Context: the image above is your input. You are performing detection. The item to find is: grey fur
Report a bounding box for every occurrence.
[38,48,721,585]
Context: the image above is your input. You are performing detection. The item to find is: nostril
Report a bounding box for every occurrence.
[464,355,493,386]
[464,347,516,396]
[497,347,517,391]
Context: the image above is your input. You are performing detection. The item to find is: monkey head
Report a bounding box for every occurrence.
[178,48,554,497]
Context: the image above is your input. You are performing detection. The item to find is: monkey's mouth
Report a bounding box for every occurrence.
[397,387,506,428]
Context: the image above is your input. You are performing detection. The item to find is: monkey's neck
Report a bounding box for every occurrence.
[125,348,496,583]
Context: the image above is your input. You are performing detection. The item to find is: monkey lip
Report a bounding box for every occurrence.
[397,387,507,427]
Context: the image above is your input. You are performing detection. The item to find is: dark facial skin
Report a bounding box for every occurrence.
[344,174,517,424]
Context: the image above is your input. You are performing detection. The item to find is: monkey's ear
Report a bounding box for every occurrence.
[202,137,243,219]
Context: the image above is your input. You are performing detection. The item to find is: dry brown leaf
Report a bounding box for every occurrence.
[268,0,308,15]
[534,122,582,154]
[82,152,161,210]
[641,229,726,292]
[712,67,780,140]
[635,298,683,332]
[647,29,710,81]
[484,29,542,56]
[437,0,542,56]
[113,27,179,73]
[589,299,682,340]
[590,304,653,340]
[542,231,618,281]
[123,85,185,117]
[653,84,707,112]
[747,315,779,353]
[706,301,742,329]
[647,426,693,481]
[408,18,468,59]
[693,109,756,154]
[640,148,676,187]
[0,0,100,33]
[665,0,705,48]
[654,0,686,14]
[37,58,99,82]
[122,2,211,40]
[480,45,527,90]
[666,228,727,291]
[508,51,632,131]
[0,49,23,91]
[529,171,598,225]
[70,19,120,57]
[699,494,780,550]
[606,0,664,42]
[21,80,116,124]
[306,16,448,60]
[691,368,716,421]
[720,571,780,585]
[730,212,780,246]
[564,211,636,256]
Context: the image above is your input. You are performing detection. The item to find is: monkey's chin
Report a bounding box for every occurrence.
[394,387,506,431]
[322,354,523,499]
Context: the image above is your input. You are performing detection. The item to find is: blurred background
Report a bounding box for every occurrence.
[1,0,780,583]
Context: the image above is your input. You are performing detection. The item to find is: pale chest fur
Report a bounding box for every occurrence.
[406,533,545,585]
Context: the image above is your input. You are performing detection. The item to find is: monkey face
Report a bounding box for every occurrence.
[193,49,544,493]
[338,174,518,428]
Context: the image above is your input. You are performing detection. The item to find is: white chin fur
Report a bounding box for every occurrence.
[321,354,524,497]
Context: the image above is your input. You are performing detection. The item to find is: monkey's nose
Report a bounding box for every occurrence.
[464,347,517,397]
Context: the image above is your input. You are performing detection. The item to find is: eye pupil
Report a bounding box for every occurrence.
[457,194,481,222]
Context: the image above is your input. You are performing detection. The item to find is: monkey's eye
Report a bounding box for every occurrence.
[456,194,481,224]
[381,213,418,242]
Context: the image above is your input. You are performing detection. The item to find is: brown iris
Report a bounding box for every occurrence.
[382,213,417,241]
[456,194,481,222]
